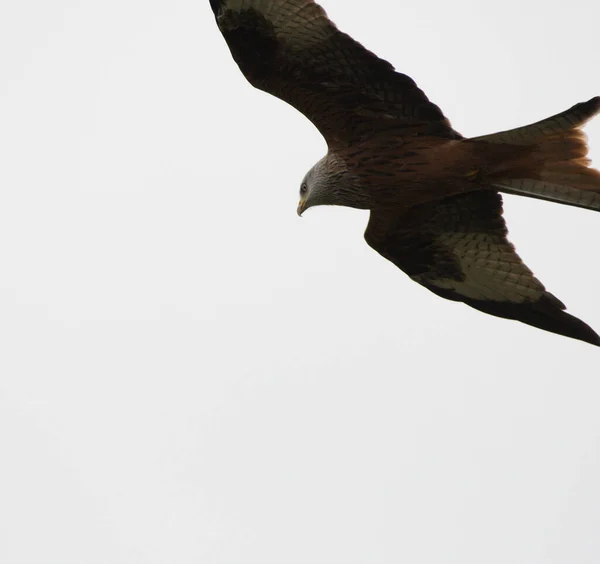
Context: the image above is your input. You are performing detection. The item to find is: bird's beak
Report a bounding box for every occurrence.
[297,200,306,217]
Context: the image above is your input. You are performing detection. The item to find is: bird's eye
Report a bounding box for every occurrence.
[300,183,308,194]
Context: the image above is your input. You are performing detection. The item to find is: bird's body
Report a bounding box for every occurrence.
[211,0,600,346]
[332,137,489,207]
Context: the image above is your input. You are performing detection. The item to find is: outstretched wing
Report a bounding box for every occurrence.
[210,0,459,145]
[365,191,600,346]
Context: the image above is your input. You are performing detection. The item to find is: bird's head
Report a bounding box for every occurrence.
[297,154,361,216]
[297,159,325,216]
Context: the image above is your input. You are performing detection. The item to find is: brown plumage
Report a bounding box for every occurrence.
[211,0,600,346]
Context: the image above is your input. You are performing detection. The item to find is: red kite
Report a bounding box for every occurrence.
[211,0,600,346]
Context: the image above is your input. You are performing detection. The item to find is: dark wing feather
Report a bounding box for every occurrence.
[365,191,600,346]
[210,0,459,145]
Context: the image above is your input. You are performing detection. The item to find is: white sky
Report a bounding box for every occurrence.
[1,1,599,562]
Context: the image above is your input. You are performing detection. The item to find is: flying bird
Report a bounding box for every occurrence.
[210,0,600,346]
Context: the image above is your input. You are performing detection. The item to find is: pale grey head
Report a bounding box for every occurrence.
[296,153,367,216]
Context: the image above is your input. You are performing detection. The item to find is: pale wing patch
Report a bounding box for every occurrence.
[419,230,546,303]
[364,191,549,305]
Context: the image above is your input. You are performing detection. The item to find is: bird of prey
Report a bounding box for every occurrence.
[210,0,600,346]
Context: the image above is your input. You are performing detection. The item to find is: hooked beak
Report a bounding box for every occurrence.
[297,200,306,217]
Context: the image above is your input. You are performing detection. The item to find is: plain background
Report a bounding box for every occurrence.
[1,1,600,562]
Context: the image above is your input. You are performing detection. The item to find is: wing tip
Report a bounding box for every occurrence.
[471,295,600,348]
[429,286,600,347]
[534,294,600,347]
[551,310,600,347]
[566,315,600,347]
[209,0,222,17]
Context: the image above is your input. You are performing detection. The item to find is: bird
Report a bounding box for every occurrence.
[210,0,600,347]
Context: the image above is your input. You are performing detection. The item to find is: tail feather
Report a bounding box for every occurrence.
[474,97,600,145]
[473,97,600,210]
[495,178,600,212]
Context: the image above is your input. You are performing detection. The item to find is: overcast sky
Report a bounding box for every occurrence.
[1,1,600,563]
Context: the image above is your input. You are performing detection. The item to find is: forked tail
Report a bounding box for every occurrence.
[472,97,600,210]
